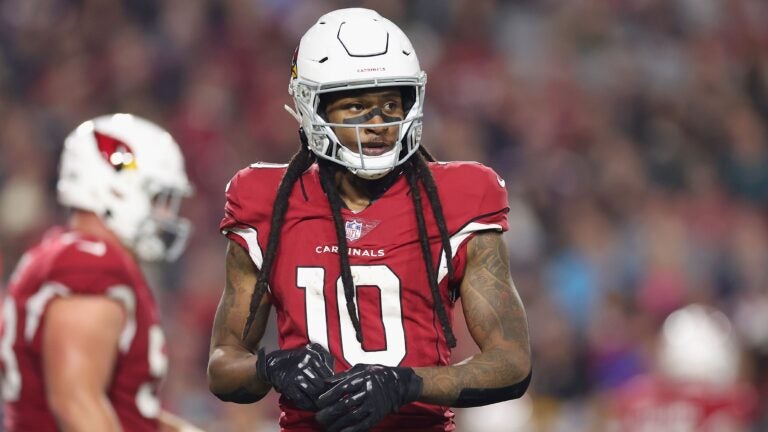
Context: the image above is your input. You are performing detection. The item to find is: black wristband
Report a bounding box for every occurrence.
[398,367,423,405]
[255,347,269,385]
[453,369,532,408]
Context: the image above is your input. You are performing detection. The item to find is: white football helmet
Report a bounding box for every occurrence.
[57,114,193,262]
[657,304,740,387]
[286,8,426,179]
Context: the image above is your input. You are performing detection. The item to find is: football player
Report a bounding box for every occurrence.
[0,114,202,431]
[605,304,758,432]
[208,8,532,432]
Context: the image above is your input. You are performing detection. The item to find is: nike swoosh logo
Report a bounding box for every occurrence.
[76,240,107,257]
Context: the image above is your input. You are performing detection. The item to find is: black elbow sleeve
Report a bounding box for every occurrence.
[212,387,264,404]
[453,369,532,408]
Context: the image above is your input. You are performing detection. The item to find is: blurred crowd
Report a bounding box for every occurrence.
[1,0,767,430]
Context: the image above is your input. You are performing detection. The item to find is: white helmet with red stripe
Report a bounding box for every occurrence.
[286,8,426,179]
[57,114,193,261]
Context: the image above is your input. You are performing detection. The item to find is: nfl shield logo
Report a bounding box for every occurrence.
[345,220,363,241]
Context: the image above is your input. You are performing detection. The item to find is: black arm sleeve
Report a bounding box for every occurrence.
[452,369,532,408]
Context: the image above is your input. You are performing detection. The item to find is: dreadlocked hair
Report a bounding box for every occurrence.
[242,136,314,340]
[407,150,457,347]
[415,147,454,285]
[316,161,365,343]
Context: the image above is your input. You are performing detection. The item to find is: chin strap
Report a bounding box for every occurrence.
[284,104,302,123]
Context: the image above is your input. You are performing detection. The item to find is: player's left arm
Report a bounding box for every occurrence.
[414,230,531,407]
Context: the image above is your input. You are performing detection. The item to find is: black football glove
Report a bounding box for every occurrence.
[256,343,335,411]
[315,364,423,432]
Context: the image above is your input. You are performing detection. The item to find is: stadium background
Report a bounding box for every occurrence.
[0,0,767,430]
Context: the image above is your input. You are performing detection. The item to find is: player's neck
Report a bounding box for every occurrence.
[334,169,400,212]
[68,211,129,253]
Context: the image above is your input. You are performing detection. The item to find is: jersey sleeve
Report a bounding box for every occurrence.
[47,243,134,296]
[219,165,285,270]
[20,243,138,349]
[434,161,510,236]
[432,162,511,298]
[471,162,509,230]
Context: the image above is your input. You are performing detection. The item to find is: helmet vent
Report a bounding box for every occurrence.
[337,21,389,57]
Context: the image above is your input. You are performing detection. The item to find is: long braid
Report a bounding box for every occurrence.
[242,140,314,340]
[317,161,364,343]
[406,153,457,348]
[418,145,436,162]
[414,148,455,288]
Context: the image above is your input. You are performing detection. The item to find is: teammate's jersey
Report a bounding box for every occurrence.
[606,374,758,432]
[0,229,166,432]
[220,161,510,431]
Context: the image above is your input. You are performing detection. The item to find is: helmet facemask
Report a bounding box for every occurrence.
[290,78,425,179]
[130,187,192,262]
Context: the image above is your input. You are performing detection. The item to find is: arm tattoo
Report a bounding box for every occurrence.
[415,231,531,406]
[208,242,272,402]
[211,243,258,348]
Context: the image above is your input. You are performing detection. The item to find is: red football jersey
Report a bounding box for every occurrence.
[606,374,758,432]
[0,229,167,431]
[220,161,510,431]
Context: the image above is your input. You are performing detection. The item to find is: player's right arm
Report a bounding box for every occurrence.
[43,295,125,432]
[207,240,272,403]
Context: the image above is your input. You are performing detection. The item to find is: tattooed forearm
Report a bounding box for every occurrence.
[414,231,531,406]
[462,232,528,346]
[207,240,273,402]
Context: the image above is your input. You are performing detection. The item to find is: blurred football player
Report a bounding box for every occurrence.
[207,8,532,432]
[0,114,202,431]
[606,304,758,432]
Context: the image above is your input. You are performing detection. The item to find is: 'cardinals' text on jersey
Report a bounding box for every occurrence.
[220,161,510,431]
[0,229,166,432]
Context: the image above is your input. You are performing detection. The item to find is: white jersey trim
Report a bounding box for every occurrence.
[107,285,137,353]
[224,226,265,270]
[25,282,71,342]
[436,222,503,285]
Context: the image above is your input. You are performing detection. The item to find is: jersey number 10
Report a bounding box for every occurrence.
[297,265,406,367]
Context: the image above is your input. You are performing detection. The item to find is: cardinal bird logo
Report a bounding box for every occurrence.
[94,131,137,171]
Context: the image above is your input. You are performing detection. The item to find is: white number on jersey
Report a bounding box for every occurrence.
[0,297,21,401]
[296,265,406,366]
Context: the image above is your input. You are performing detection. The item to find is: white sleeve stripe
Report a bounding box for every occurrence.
[106,285,137,353]
[25,282,71,342]
[224,226,271,294]
[224,227,265,270]
[437,222,502,285]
